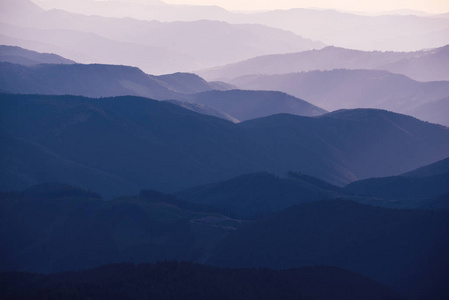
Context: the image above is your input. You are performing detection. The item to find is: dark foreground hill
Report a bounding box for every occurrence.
[0,262,403,300]
[209,200,449,299]
[0,183,242,273]
[1,94,449,196]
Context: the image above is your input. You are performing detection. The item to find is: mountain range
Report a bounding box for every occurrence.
[0,0,324,74]
[31,0,449,52]
[228,69,449,117]
[200,45,449,82]
[5,0,449,76]
[1,1,449,299]
[176,157,449,217]
[0,59,326,121]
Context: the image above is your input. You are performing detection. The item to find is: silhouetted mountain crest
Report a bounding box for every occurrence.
[0,45,75,65]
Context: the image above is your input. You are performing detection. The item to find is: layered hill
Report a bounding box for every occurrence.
[0,0,324,74]
[2,94,449,196]
[229,69,449,116]
[244,9,449,52]
[209,200,449,299]
[178,157,449,217]
[200,45,449,82]
[0,60,327,121]
[30,0,449,52]
[239,109,449,184]
[344,173,449,203]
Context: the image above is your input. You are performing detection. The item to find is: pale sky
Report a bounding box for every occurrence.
[161,0,449,14]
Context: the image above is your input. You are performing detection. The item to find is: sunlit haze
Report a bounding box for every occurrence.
[160,0,448,13]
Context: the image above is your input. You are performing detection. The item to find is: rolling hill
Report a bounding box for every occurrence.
[2,93,449,196]
[239,109,449,184]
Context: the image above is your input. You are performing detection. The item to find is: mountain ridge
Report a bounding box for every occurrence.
[229,69,449,115]
[2,93,449,196]
[200,45,449,82]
